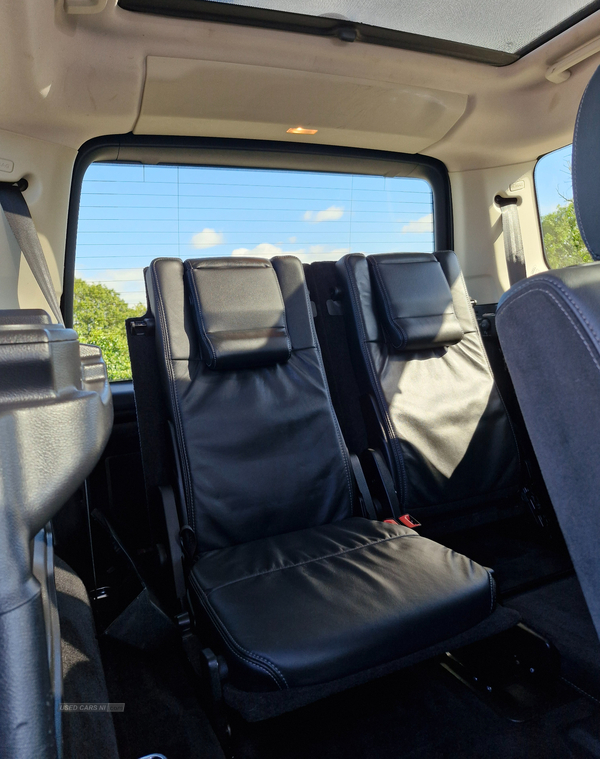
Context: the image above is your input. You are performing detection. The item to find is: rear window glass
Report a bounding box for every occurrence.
[74,163,434,380]
[534,145,591,270]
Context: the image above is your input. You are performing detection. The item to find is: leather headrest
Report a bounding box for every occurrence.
[184,257,291,370]
[573,65,600,261]
[367,253,464,350]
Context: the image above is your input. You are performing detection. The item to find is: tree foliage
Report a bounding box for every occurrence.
[541,200,592,269]
[72,194,590,382]
[73,278,145,381]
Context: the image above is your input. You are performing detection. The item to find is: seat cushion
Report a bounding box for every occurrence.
[189,518,495,692]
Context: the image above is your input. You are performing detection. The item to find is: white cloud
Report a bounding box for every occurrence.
[75,268,146,307]
[191,228,224,249]
[232,243,304,259]
[288,236,297,243]
[231,243,349,264]
[304,206,345,223]
[401,213,433,234]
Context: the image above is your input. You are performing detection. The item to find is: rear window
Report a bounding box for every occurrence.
[534,145,591,270]
[74,162,434,380]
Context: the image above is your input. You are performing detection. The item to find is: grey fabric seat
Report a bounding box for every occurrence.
[496,64,600,642]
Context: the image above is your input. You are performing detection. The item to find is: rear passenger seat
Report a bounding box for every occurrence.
[141,254,519,720]
[336,251,522,529]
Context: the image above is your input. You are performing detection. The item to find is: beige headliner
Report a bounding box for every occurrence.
[2,1,600,171]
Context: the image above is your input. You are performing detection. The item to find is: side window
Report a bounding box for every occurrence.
[534,145,591,269]
[74,163,434,380]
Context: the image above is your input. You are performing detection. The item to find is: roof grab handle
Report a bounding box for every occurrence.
[546,36,600,84]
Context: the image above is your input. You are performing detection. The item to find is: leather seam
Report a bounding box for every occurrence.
[561,676,600,706]
[151,260,196,531]
[187,266,217,367]
[392,313,454,320]
[370,257,408,348]
[532,277,600,351]
[274,255,353,506]
[487,570,496,614]
[268,264,293,360]
[189,573,287,689]
[343,255,408,503]
[501,286,600,376]
[202,531,417,594]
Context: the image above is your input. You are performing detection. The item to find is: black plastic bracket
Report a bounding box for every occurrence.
[182,637,232,755]
[442,623,566,722]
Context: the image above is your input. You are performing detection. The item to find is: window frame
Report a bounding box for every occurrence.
[63,134,453,330]
[533,143,577,271]
[117,0,600,66]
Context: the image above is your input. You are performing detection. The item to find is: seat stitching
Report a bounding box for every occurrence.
[343,255,408,503]
[267,264,293,359]
[433,251,464,338]
[487,570,496,614]
[151,260,196,531]
[202,531,417,595]
[531,276,600,351]
[369,258,408,348]
[392,313,455,320]
[502,286,600,375]
[186,267,217,366]
[189,573,287,688]
[561,676,600,706]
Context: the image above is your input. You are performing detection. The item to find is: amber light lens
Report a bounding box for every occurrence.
[286,127,318,135]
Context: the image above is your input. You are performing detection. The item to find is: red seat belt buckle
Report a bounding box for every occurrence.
[398,514,421,529]
[383,519,397,525]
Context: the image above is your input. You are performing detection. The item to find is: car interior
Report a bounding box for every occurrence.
[2,2,600,758]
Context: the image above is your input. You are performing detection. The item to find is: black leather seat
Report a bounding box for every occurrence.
[496,65,600,642]
[145,254,516,718]
[336,251,521,526]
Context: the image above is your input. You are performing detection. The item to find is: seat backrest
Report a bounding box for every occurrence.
[496,65,600,641]
[337,251,520,518]
[146,255,354,552]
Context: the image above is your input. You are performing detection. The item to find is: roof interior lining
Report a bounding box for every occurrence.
[1,1,600,172]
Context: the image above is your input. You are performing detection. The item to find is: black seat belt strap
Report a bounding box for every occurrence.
[349,453,377,520]
[495,196,527,287]
[0,182,63,324]
[159,485,187,602]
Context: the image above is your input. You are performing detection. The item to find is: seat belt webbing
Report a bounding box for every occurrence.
[349,454,377,520]
[496,196,527,287]
[0,182,63,324]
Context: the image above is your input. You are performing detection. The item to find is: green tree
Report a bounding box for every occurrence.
[541,200,592,269]
[73,278,145,382]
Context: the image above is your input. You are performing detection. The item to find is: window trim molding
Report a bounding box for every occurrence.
[63,133,453,327]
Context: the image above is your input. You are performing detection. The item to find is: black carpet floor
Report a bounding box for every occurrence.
[231,657,600,759]
[437,516,572,596]
[99,636,224,759]
[56,557,120,759]
[507,575,600,702]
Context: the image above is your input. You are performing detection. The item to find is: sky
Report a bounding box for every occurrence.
[534,144,573,217]
[75,163,434,306]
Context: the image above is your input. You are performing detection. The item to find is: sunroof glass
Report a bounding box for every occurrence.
[200,0,597,54]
